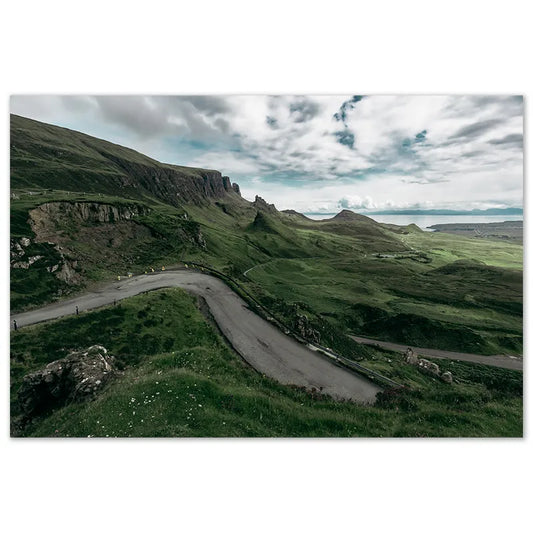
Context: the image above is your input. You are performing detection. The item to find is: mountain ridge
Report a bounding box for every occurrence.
[10,114,242,207]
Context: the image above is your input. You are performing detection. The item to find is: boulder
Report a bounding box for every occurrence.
[417,358,441,377]
[293,313,321,344]
[404,347,418,364]
[441,371,453,384]
[17,345,115,418]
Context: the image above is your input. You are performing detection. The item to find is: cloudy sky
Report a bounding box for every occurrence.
[11,95,523,213]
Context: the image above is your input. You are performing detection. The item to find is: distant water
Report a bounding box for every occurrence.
[304,213,523,231]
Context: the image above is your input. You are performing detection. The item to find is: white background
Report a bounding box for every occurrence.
[1,1,530,532]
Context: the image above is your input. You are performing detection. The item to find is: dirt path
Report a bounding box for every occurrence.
[10,270,382,403]
[349,335,522,371]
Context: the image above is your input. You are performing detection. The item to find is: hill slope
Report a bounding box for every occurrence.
[10,115,523,358]
[11,114,242,206]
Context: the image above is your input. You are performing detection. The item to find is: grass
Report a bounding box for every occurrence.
[238,253,522,355]
[10,115,524,437]
[11,115,523,356]
[10,289,522,437]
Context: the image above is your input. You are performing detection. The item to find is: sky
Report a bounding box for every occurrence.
[11,95,523,213]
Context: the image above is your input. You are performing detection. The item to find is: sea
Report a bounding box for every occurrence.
[304,213,523,231]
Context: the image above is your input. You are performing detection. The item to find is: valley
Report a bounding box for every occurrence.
[10,114,523,437]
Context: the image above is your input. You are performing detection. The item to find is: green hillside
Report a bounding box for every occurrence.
[10,289,522,437]
[10,115,523,437]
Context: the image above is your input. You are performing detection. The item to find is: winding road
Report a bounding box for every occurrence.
[11,270,382,404]
[349,336,523,371]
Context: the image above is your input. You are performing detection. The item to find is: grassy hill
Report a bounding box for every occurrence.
[10,115,523,437]
[11,289,522,437]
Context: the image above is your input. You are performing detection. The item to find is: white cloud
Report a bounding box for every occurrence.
[11,94,523,211]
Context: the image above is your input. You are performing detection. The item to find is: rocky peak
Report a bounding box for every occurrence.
[253,195,277,214]
[232,182,241,196]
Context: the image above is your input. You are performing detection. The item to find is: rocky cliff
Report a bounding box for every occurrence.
[99,151,240,206]
[29,201,151,233]
[252,195,277,214]
[11,114,242,208]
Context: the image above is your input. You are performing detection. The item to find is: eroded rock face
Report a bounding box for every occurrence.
[232,182,241,196]
[29,202,151,239]
[10,238,44,269]
[252,195,277,214]
[17,345,115,418]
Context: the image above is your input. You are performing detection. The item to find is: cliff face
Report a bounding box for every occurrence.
[11,114,242,208]
[30,201,151,228]
[100,152,239,206]
[252,195,277,214]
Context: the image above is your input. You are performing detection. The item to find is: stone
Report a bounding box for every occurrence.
[417,358,441,377]
[441,371,453,384]
[404,347,418,364]
[293,313,321,343]
[17,345,115,418]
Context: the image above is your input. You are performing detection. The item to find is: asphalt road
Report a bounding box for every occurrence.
[349,335,523,371]
[11,271,382,403]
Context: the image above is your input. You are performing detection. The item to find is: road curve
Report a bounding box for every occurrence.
[349,335,523,371]
[11,271,382,403]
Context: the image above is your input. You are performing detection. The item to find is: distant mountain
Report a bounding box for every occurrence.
[368,208,523,216]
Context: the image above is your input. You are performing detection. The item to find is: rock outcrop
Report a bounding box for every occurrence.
[29,202,151,234]
[253,195,277,214]
[404,347,418,364]
[293,313,321,344]
[11,232,82,285]
[97,152,240,207]
[17,345,116,418]
[403,348,453,383]
[417,358,441,378]
[232,182,241,196]
[11,114,244,208]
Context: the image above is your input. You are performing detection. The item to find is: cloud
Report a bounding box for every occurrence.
[450,118,504,140]
[488,133,523,147]
[334,130,355,149]
[334,95,364,122]
[289,98,321,123]
[10,94,523,212]
[338,195,375,210]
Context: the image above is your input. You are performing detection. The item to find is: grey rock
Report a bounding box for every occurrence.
[293,313,321,344]
[417,358,441,377]
[17,345,115,418]
[404,347,418,364]
[253,195,277,213]
[441,371,453,384]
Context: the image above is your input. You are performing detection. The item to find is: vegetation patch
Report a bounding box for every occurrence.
[11,289,523,437]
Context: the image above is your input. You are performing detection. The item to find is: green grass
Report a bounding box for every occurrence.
[11,114,523,355]
[238,252,522,355]
[10,289,522,437]
[10,115,524,437]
